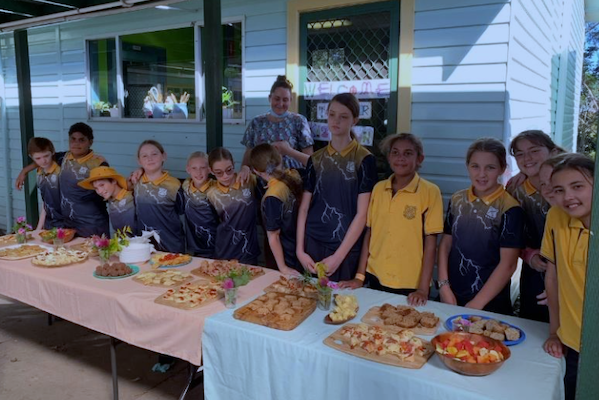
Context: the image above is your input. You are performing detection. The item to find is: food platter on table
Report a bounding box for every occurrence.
[93,263,139,279]
[150,252,193,269]
[68,239,98,257]
[444,314,525,346]
[361,304,440,335]
[133,270,194,287]
[0,233,33,246]
[38,228,77,244]
[0,244,53,260]
[32,248,88,267]
[234,292,317,331]
[324,323,434,369]
[155,280,223,310]
[191,259,265,281]
[325,294,359,325]
[263,275,318,299]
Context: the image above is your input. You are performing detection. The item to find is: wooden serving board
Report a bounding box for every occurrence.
[323,324,434,369]
[154,281,223,310]
[0,234,33,247]
[132,271,195,287]
[0,245,53,261]
[234,292,317,331]
[263,278,319,299]
[191,266,265,282]
[361,306,440,336]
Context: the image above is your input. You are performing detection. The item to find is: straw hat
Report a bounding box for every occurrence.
[78,166,128,190]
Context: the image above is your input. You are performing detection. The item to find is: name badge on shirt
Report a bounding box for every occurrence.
[158,188,168,197]
[79,166,88,174]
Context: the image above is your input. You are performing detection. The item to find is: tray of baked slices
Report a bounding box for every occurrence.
[0,244,53,260]
[191,259,265,281]
[32,248,88,267]
[361,304,441,335]
[324,323,434,369]
[0,233,33,247]
[133,270,194,287]
[154,280,223,310]
[263,276,319,299]
[234,292,317,331]
[68,239,98,257]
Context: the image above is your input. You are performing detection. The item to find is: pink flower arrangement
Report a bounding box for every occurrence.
[56,228,65,240]
[222,278,235,290]
[93,235,110,249]
[18,228,26,235]
[16,216,26,224]
[12,216,32,236]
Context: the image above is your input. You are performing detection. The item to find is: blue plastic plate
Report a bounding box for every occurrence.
[93,265,139,279]
[444,314,526,346]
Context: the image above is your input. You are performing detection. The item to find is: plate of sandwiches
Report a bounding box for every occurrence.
[445,314,525,346]
[0,244,53,260]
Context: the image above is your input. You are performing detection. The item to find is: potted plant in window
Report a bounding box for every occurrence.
[92,101,112,117]
[222,86,239,120]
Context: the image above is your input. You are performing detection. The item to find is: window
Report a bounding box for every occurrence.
[87,22,243,121]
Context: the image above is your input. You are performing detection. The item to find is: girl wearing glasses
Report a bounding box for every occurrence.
[207,147,260,265]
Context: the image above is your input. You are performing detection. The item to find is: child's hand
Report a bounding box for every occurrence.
[536,290,548,305]
[506,172,527,194]
[339,279,364,289]
[272,141,292,156]
[439,286,457,305]
[297,251,316,273]
[530,254,548,272]
[280,266,301,277]
[129,168,144,184]
[322,254,343,277]
[15,172,26,191]
[236,165,251,185]
[408,290,428,307]
[543,334,564,358]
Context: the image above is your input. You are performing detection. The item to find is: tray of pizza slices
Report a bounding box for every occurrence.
[361,303,441,335]
[233,292,317,331]
[191,259,265,282]
[154,280,223,310]
[263,276,319,299]
[0,233,33,247]
[324,323,434,369]
[0,244,53,260]
[133,270,194,287]
[31,248,88,267]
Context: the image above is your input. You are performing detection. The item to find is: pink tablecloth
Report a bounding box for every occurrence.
[0,237,281,365]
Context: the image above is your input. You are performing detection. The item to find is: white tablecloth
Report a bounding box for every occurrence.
[203,288,565,400]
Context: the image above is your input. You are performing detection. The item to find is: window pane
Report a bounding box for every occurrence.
[121,27,195,119]
[88,38,118,118]
[222,22,242,120]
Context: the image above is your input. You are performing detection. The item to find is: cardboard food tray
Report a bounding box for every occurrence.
[132,271,195,287]
[234,292,317,331]
[263,278,319,299]
[154,281,223,310]
[0,244,53,260]
[323,323,434,369]
[361,306,440,336]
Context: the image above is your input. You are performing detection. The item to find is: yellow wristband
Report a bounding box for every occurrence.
[355,273,366,282]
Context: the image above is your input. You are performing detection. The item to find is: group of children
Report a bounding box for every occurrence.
[21,93,591,397]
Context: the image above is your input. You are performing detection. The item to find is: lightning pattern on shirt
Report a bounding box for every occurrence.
[181,179,218,258]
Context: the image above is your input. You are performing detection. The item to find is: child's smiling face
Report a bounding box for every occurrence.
[467,151,504,198]
[69,132,92,158]
[552,168,593,224]
[211,159,236,187]
[513,138,551,179]
[186,157,210,186]
[388,139,423,178]
[539,164,557,206]
[138,144,166,174]
[93,179,120,200]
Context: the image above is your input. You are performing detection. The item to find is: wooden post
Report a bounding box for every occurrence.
[204,0,223,151]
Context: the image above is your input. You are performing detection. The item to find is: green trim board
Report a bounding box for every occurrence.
[204,0,223,150]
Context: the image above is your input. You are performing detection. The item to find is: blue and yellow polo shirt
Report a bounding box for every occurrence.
[37,161,65,229]
[366,173,444,289]
[207,175,260,264]
[262,169,302,271]
[444,185,525,300]
[511,178,550,249]
[57,151,109,237]
[134,172,184,253]
[108,188,137,234]
[180,178,218,258]
[304,139,377,248]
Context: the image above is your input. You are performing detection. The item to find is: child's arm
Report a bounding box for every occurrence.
[271,141,313,167]
[296,191,316,273]
[339,227,370,289]
[36,208,46,231]
[267,230,300,276]
[465,247,519,310]
[129,168,144,186]
[543,261,564,357]
[323,192,370,277]
[15,163,37,190]
[437,233,457,305]
[408,234,437,306]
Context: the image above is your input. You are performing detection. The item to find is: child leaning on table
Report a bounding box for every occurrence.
[437,138,524,315]
[27,137,65,230]
[78,166,137,234]
[540,153,594,400]
[179,151,218,258]
[339,133,443,307]
[250,143,304,276]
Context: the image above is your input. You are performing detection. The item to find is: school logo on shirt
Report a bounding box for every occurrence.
[119,199,127,207]
[485,206,499,220]
[403,205,417,220]
[242,188,251,198]
[158,188,168,197]
[79,166,88,174]
[346,161,355,173]
[50,175,57,183]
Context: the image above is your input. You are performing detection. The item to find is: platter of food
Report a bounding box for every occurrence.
[324,323,434,369]
[233,292,317,331]
[0,233,33,246]
[361,304,440,335]
[444,314,525,345]
[32,248,88,267]
[155,281,223,310]
[68,239,98,257]
[432,332,511,376]
[0,244,53,260]
[39,229,77,244]
[325,294,359,325]
[150,252,193,269]
[133,270,194,287]
[93,263,139,279]
[191,259,264,282]
[263,276,318,299]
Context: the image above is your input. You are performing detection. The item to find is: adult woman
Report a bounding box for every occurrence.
[240,75,314,174]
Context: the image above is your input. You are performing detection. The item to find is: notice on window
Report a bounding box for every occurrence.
[304,79,390,100]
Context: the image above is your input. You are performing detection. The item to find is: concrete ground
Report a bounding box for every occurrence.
[0,295,203,400]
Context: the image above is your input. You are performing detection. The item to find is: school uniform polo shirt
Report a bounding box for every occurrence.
[512,179,550,249]
[304,139,377,248]
[37,162,65,229]
[180,178,218,258]
[134,172,184,253]
[58,151,109,237]
[541,207,589,352]
[366,173,444,289]
[108,188,137,234]
[444,186,525,301]
[262,170,302,271]
[207,176,260,264]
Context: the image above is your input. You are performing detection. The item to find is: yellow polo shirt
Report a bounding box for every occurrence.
[366,173,444,289]
[540,207,589,352]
